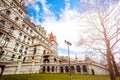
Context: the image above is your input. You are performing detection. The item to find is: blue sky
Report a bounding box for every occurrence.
[25,0,80,22]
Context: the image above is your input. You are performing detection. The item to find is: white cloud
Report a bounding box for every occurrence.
[34,4,40,12]
[38,0,83,59]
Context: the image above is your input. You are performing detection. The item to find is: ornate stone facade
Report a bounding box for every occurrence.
[0,0,109,75]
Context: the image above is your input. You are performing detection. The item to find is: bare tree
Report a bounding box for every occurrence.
[78,0,120,80]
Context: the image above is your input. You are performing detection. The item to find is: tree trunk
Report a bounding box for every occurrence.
[111,54,119,76]
[106,39,116,80]
[107,49,116,80]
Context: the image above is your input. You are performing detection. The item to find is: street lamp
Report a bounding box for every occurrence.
[65,40,72,78]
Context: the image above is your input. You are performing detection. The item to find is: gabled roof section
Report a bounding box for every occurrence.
[49,32,54,41]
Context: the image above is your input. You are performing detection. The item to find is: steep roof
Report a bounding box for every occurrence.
[49,32,54,41]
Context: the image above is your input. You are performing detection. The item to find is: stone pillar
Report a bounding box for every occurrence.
[74,66,77,74]
[55,66,58,73]
[81,65,83,74]
[45,66,47,73]
[30,60,35,73]
[15,59,22,74]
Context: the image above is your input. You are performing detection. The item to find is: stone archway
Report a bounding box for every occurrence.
[70,66,75,73]
[52,66,54,72]
[60,66,64,73]
[65,66,69,73]
[76,65,81,73]
[43,66,45,72]
[47,66,50,72]
[82,65,87,73]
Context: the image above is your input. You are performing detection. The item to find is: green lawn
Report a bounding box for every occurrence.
[1,73,120,80]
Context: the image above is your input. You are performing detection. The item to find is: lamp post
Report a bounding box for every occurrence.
[65,40,72,78]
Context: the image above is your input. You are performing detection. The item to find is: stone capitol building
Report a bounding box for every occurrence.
[0,0,109,75]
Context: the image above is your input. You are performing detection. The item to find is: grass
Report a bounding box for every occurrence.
[1,73,120,80]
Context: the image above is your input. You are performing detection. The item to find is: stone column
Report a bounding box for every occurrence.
[81,65,83,74]
[15,59,22,74]
[30,60,35,73]
[74,65,77,74]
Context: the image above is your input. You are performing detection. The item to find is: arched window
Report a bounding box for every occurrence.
[43,66,45,72]
[60,66,63,73]
[52,66,54,72]
[70,66,75,73]
[70,66,74,70]
[47,66,50,72]
[76,66,81,72]
[43,59,50,63]
[82,65,87,72]
[65,66,69,72]
[54,58,56,62]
